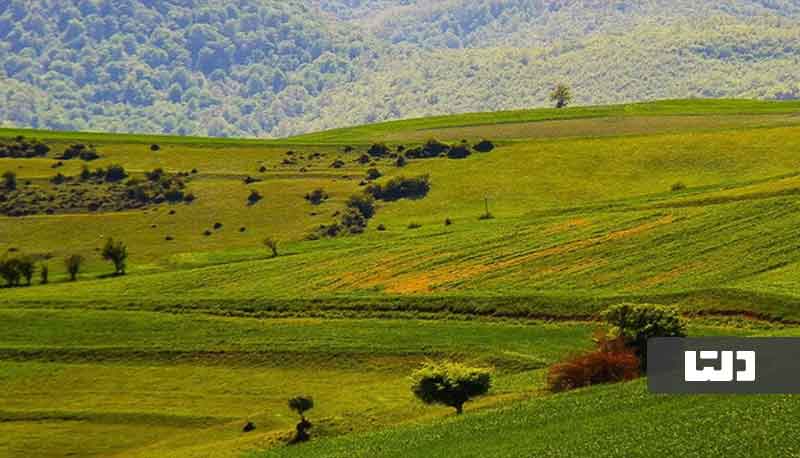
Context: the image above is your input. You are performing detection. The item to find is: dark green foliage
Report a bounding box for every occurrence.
[367,143,391,157]
[247,190,263,205]
[408,222,422,229]
[602,303,688,369]
[64,254,83,282]
[0,137,49,158]
[395,155,408,167]
[365,168,382,180]
[150,144,160,151]
[411,362,492,415]
[101,238,128,276]
[105,165,128,182]
[51,173,67,185]
[366,175,430,201]
[58,144,100,161]
[473,140,495,153]
[3,171,16,191]
[17,258,35,286]
[346,194,376,219]
[406,140,450,159]
[447,144,472,159]
[146,168,165,182]
[376,223,387,231]
[0,257,31,287]
[305,189,329,205]
[445,218,453,226]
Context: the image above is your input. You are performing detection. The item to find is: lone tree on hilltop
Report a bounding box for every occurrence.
[411,361,492,415]
[101,238,128,275]
[550,83,573,109]
[65,254,84,281]
[288,396,314,444]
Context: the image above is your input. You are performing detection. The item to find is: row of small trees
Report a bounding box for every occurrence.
[1,238,128,287]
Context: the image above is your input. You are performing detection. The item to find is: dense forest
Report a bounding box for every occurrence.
[1,0,799,137]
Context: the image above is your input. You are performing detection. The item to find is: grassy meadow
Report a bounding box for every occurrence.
[3,99,800,457]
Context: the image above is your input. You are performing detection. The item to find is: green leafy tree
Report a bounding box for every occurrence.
[101,238,128,275]
[411,361,492,415]
[288,396,314,443]
[0,258,22,287]
[17,258,35,286]
[64,254,84,282]
[602,303,687,369]
[550,83,573,109]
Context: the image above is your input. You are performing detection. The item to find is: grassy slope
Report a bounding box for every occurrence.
[4,99,800,457]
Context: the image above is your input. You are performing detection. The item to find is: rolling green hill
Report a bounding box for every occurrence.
[3,99,800,457]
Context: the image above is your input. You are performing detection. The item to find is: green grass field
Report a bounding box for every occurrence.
[3,99,800,457]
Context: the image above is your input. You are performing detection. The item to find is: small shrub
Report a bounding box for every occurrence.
[376,223,387,231]
[408,222,422,229]
[146,168,165,182]
[305,188,329,205]
[247,190,263,205]
[365,168,382,180]
[213,222,223,230]
[445,218,453,226]
[259,165,267,173]
[330,159,345,168]
[40,264,49,284]
[203,229,212,236]
[150,144,160,151]
[547,337,640,392]
[51,173,66,185]
[395,155,407,167]
[411,361,492,415]
[473,140,495,152]
[447,144,471,159]
[183,193,196,203]
[105,165,128,182]
[406,139,450,159]
[2,171,16,190]
[671,182,687,192]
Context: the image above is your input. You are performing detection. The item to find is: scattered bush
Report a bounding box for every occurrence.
[305,188,329,205]
[0,136,50,158]
[3,171,17,191]
[51,173,67,185]
[365,168,382,180]
[259,165,267,173]
[247,190,263,205]
[330,159,345,168]
[447,144,471,159]
[59,144,100,161]
[104,165,128,182]
[101,238,128,276]
[203,229,212,236]
[408,222,422,229]
[395,155,407,167]
[64,254,83,281]
[213,222,223,230]
[445,218,453,226]
[411,361,492,415]
[671,182,687,192]
[405,139,450,159]
[357,154,371,164]
[346,194,376,219]
[473,139,495,152]
[150,144,160,151]
[146,168,165,182]
[367,143,391,157]
[366,175,430,201]
[602,303,687,369]
[547,336,640,392]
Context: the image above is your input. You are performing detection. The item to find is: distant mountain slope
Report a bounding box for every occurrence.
[1,0,799,137]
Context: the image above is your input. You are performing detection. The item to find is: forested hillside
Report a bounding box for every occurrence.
[1,0,799,137]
